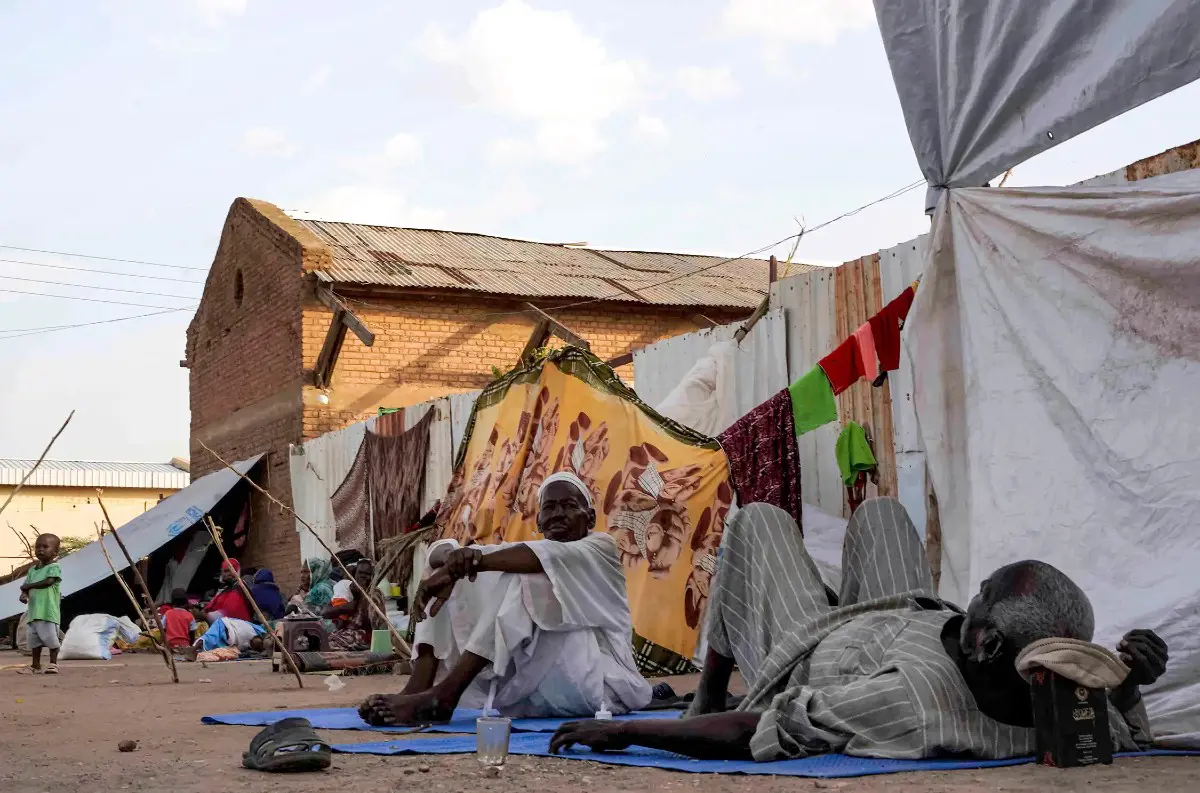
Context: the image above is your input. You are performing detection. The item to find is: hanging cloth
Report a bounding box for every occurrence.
[787,366,838,435]
[717,389,803,531]
[835,421,877,486]
[331,440,371,554]
[868,286,917,384]
[368,408,435,544]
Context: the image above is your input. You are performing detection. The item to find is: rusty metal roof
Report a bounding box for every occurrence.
[290,218,812,309]
[0,460,190,489]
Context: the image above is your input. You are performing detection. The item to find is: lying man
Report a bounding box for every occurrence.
[360,471,651,725]
[551,498,1167,761]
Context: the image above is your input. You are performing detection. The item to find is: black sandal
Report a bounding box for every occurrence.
[242,717,332,773]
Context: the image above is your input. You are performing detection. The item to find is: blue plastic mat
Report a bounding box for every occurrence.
[329,734,1198,778]
[202,707,681,735]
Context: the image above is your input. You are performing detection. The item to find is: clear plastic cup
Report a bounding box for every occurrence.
[476,716,511,767]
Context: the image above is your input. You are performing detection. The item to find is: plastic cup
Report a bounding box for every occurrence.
[369,629,391,654]
[476,716,511,767]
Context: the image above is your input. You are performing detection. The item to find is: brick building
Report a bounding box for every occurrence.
[186,198,779,582]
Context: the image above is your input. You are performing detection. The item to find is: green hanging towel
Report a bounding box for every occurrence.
[788,365,838,435]
[836,421,877,485]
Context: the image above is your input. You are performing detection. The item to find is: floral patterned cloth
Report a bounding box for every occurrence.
[717,389,803,532]
[437,348,732,669]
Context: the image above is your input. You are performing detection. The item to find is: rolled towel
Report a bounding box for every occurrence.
[1015,638,1130,690]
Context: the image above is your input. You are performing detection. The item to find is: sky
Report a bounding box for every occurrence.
[2,0,1198,462]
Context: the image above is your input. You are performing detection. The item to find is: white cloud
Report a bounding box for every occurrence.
[194,0,248,26]
[420,0,642,164]
[675,66,739,101]
[305,64,331,91]
[240,127,301,158]
[634,115,669,144]
[296,185,447,228]
[721,0,874,45]
[485,137,536,166]
[382,133,423,167]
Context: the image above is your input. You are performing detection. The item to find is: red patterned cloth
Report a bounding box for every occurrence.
[717,389,803,532]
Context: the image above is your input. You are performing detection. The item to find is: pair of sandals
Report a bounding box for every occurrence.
[242,717,332,773]
[18,663,57,675]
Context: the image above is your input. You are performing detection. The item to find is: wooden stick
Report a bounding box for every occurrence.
[202,517,303,688]
[95,492,179,683]
[94,523,178,683]
[7,524,33,559]
[197,440,411,657]
[0,411,73,520]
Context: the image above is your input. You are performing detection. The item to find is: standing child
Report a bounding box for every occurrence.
[19,533,62,674]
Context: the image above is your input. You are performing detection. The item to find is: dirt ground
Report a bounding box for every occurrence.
[0,653,1194,793]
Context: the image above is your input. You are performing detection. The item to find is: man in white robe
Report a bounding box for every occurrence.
[360,472,651,725]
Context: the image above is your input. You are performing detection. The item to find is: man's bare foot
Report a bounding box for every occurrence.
[358,690,455,726]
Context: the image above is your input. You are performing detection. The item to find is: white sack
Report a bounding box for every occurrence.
[873,0,1200,209]
[59,614,133,661]
[908,170,1200,745]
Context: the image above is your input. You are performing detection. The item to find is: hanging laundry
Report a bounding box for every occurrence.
[868,286,917,378]
[788,366,838,435]
[835,421,877,486]
[331,441,371,554]
[368,408,435,544]
[718,389,803,531]
[852,323,877,383]
[818,335,864,395]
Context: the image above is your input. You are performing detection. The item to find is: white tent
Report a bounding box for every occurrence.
[873,0,1200,745]
[0,455,261,621]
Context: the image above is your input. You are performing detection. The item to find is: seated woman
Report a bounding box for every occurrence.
[359,471,651,726]
[250,569,285,622]
[288,557,334,617]
[201,560,253,623]
[326,559,387,652]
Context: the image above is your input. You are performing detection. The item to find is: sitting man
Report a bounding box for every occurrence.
[550,498,1167,761]
[360,471,651,725]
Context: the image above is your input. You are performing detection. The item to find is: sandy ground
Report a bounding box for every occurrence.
[0,652,1195,793]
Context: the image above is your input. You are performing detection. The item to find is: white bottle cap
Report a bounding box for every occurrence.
[595,703,612,721]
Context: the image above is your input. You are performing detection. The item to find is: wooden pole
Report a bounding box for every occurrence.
[203,517,304,689]
[0,411,73,520]
[95,492,179,683]
[94,523,178,683]
[196,440,411,658]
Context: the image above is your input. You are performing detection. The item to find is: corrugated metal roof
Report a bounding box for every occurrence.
[291,218,814,309]
[0,460,190,490]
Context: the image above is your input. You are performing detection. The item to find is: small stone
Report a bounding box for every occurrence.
[117,740,138,753]
[484,766,501,778]
[198,678,212,684]
[403,768,416,775]
[418,765,431,773]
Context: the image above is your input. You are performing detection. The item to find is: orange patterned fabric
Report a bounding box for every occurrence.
[437,348,733,664]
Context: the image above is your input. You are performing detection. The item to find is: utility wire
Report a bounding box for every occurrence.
[0,288,198,310]
[0,274,200,300]
[0,308,191,341]
[0,257,206,284]
[0,244,205,271]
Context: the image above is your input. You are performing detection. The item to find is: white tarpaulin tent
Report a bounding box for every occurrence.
[873,0,1200,745]
[0,455,261,621]
[874,0,1200,210]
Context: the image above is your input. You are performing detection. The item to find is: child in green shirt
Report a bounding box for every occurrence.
[19,533,62,674]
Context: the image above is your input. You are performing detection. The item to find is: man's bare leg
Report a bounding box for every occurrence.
[362,650,490,726]
[688,648,734,715]
[399,643,440,694]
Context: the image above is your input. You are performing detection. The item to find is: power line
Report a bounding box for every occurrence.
[0,274,200,300]
[0,244,206,271]
[0,287,198,310]
[0,308,191,341]
[0,257,206,284]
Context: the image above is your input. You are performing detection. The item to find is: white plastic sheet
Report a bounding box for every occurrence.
[288,422,367,562]
[874,0,1200,209]
[907,171,1200,745]
[0,455,261,621]
[632,311,787,435]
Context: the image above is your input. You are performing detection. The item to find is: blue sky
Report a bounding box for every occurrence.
[2,0,1198,461]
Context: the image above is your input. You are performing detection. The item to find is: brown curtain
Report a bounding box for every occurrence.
[717,389,803,532]
[368,409,434,544]
[331,440,371,554]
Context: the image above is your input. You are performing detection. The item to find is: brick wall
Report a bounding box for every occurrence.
[299,293,746,438]
[186,199,327,587]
